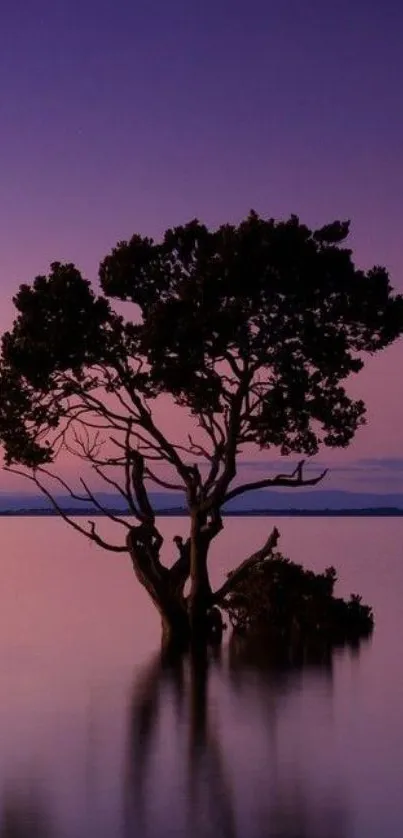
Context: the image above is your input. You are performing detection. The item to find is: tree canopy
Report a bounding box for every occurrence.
[1,214,401,484]
[0,212,401,645]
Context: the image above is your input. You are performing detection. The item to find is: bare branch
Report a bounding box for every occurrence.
[222,351,243,378]
[4,468,127,553]
[137,410,193,486]
[144,467,184,492]
[86,519,128,552]
[206,375,252,508]
[127,451,154,520]
[110,432,163,459]
[137,449,166,461]
[122,424,140,517]
[199,412,226,448]
[203,442,225,494]
[104,367,192,484]
[34,467,89,502]
[91,464,142,519]
[223,460,328,505]
[187,434,211,460]
[79,477,131,529]
[213,526,280,604]
[65,385,132,431]
[92,363,139,417]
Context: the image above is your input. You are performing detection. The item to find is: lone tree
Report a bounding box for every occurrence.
[0,213,402,648]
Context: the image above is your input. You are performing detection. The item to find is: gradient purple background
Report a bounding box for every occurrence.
[1,0,402,491]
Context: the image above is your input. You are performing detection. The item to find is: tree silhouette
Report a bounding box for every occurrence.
[123,646,351,838]
[0,213,402,647]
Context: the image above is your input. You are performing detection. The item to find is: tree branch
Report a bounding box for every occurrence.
[122,424,140,517]
[4,468,127,552]
[144,467,184,492]
[213,526,280,604]
[223,460,328,505]
[199,412,226,449]
[207,372,252,508]
[90,463,142,520]
[79,477,131,529]
[108,369,193,485]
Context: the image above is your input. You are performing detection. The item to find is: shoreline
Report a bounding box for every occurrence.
[0,508,402,518]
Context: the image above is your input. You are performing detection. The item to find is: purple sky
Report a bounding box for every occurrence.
[1,0,403,493]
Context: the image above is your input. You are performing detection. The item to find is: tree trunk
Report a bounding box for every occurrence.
[133,560,191,652]
[127,527,191,653]
[160,605,190,653]
[126,519,221,653]
[187,513,213,648]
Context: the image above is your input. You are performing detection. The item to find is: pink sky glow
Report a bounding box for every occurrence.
[1,2,403,495]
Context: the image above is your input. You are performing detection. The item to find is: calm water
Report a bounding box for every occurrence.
[0,516,402,837]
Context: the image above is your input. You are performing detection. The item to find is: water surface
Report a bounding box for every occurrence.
[0,517,402,837]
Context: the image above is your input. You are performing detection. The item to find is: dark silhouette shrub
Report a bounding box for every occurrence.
[226,552,374,647]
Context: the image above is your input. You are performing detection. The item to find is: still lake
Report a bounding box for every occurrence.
[0,516,402,837]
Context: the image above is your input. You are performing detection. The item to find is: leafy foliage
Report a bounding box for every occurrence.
[98,214,403,452]
[0,212,402,513]
[226,552,374,644]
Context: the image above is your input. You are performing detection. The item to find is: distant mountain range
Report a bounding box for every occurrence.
[0,489,402,514]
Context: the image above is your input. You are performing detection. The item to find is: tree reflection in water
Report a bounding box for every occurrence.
[0,790,54,838]
[123,638,369,838]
